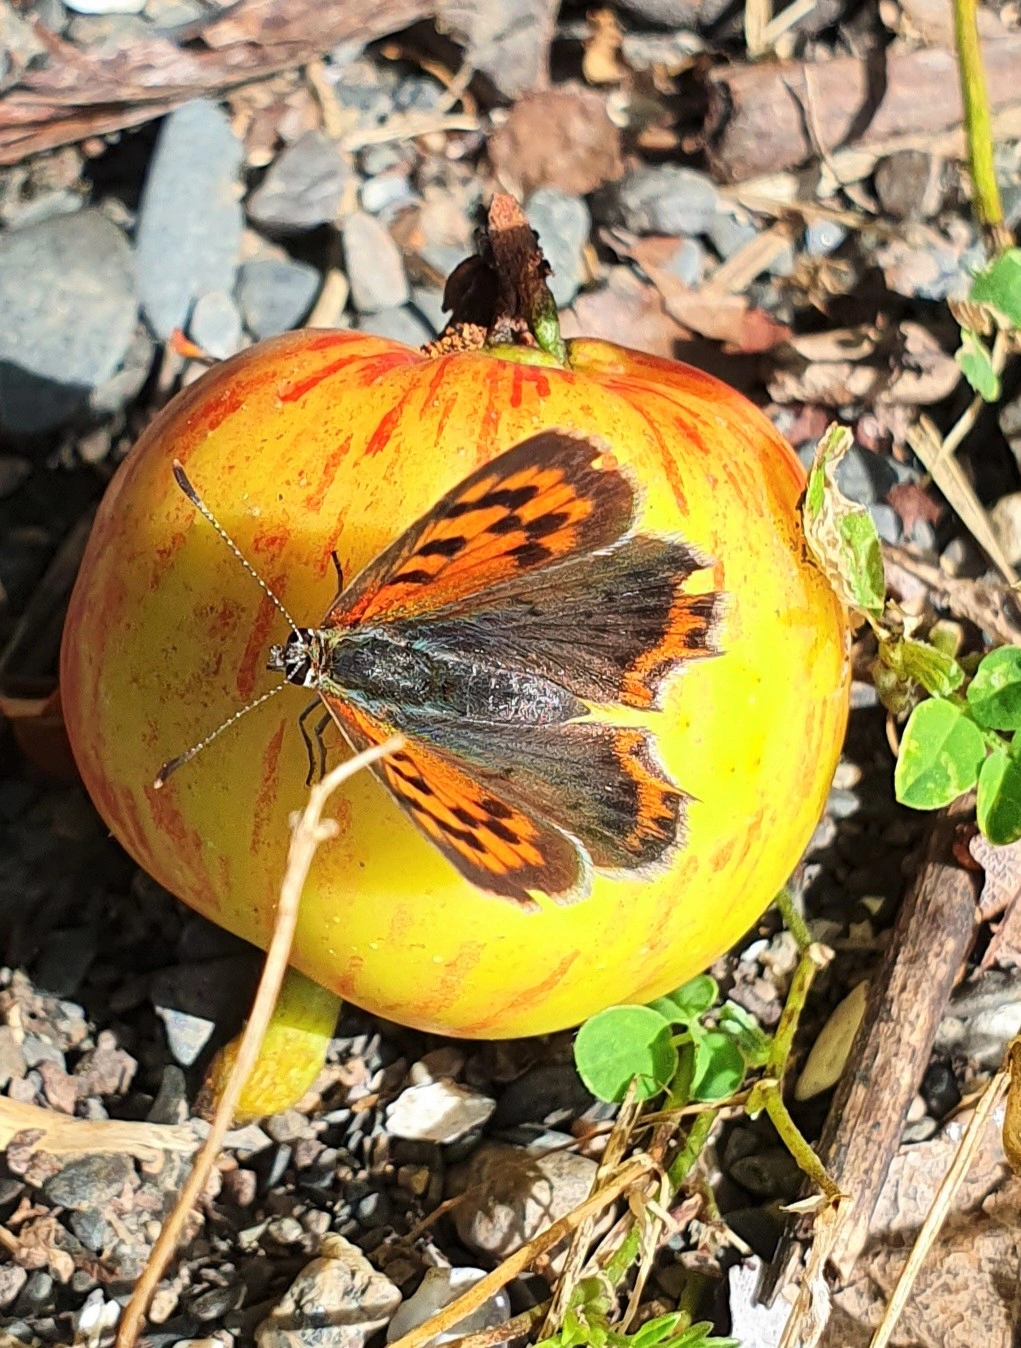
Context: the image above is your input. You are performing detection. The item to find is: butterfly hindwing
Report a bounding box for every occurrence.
[322,698,588,906]
[325,430,635,626]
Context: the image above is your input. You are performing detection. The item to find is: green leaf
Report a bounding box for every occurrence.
[574,1006,678,1103]
[897,637,965,697]
[956,329,1001,401]
[718,1002,772,1067]
[689,1028,747,1101]
[970,247,1021,328]
[631,1314,687,1348]
[801,423,885,620]
[977,749,1021,844]
[649,975,718,1025]
[967,646,1021,730]
[894,698,986,809]
[672,1327,739,1348]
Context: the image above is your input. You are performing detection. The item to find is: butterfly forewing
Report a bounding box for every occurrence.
[324,430,634,626]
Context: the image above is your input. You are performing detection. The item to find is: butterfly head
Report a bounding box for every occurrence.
[268,629,330,689]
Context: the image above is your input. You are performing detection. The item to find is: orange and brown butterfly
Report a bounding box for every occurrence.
[158,431,724,908]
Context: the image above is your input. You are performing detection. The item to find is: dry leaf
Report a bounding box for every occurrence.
[770,322,959,407]
[488,85,624,197]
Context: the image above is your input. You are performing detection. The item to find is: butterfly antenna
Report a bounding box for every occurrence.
[172,460,301,633]
[154,683,288,789]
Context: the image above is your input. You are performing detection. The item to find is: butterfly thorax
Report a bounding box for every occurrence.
[271,625,585,726]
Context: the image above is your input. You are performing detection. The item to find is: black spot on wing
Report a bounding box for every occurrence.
[447,484,541,517]
[509,541,552,567]
[418,536,466,558]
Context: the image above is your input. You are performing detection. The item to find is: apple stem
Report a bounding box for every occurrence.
[426,194,569,366]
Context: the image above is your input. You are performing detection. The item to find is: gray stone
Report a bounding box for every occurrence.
[452,1142,599,1262]
[255,1235,401,1348]
[806,219,847,255]
[136,100,243,338]
[188,289,243,360]
[613,164,718,237]
[614,0,702,22]
[869,502,902,544]
[874,149,942,221]
[728,1146,803,1200]
[355,306,433,347]
[436,0,558,99]
[0,210,136,433]
[89,324,155,417]
[342,212,409,313]
[69,1209,117,1253]
[0,1264,28,1310]
[247,132,352,233]
[709,209,759,260]
[526,188,590,308]
[361,173,415,217]
[154,1006,215,1067]
[492,1063,594,1128]
[665,237,705,286]
[834,443,896,507]
[44,1154,134,1210]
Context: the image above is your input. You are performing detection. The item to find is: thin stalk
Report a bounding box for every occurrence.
[951,0,1011,251]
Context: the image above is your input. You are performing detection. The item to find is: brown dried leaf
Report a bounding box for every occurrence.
[488,85,624,197]
[645,273,791,353]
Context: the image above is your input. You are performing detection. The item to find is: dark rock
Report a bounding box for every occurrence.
[247,131,353,233]
[44,1153,134,1210]
[0,210,136,433]
[492,1063,594,1128]
[0,1263,27,1308]
[33,927,97,998]
[69,1209,116,1254]
[921,1059,961,1118]
[136,100,243,338]
[834,443,897,506]
[869,502,902,544]
[874,150,942,221]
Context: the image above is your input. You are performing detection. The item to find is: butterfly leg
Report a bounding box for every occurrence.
[329,551,344,603]
[297,698,328,786]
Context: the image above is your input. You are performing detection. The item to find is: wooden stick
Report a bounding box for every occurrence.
[768,797,979,1307]
[114,737,403,1348]
[704,36,1021,181]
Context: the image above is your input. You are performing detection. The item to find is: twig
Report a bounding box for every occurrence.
[744,0,772,59]
[951,0,1012,251]
[868,1070,1010,1348]
[907,416,1018,585]
[0,1099,196,1159]
[114,736,403,1348]
[386,1155,657,1348]
[342,113,479,152]
[881,542,1021,646]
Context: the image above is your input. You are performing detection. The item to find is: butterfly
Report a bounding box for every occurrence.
[159,430,723,908]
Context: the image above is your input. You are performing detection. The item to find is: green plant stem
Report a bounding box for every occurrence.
[774,886,812,952]
[763,1089,841,1200]
[666,1110,716,1189]
[767,942,829,1081]
[951,0,1010,250]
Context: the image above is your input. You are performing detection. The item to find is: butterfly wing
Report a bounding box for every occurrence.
[323,697,588,906]
[392,535,722,712]
[325,430,634,627]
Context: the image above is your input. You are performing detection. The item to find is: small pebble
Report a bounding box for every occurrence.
[342,212,409,313]
[387,1266,511,1346]
[247,131,352,233]
[805,219,847,255]
[188,290,243,360]
[136,99,243,339]
[355,306,432,347]
[526,188,591,308]
[236,257,321,339]
[611,164,719,237]
[255,1237,401,1348]
[921,1060,961,1118]
[869,502,902,544]
[387,1080,495,1143]
[708,208,759,260]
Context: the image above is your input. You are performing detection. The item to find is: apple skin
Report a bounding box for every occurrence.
[60,330,850,1038]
